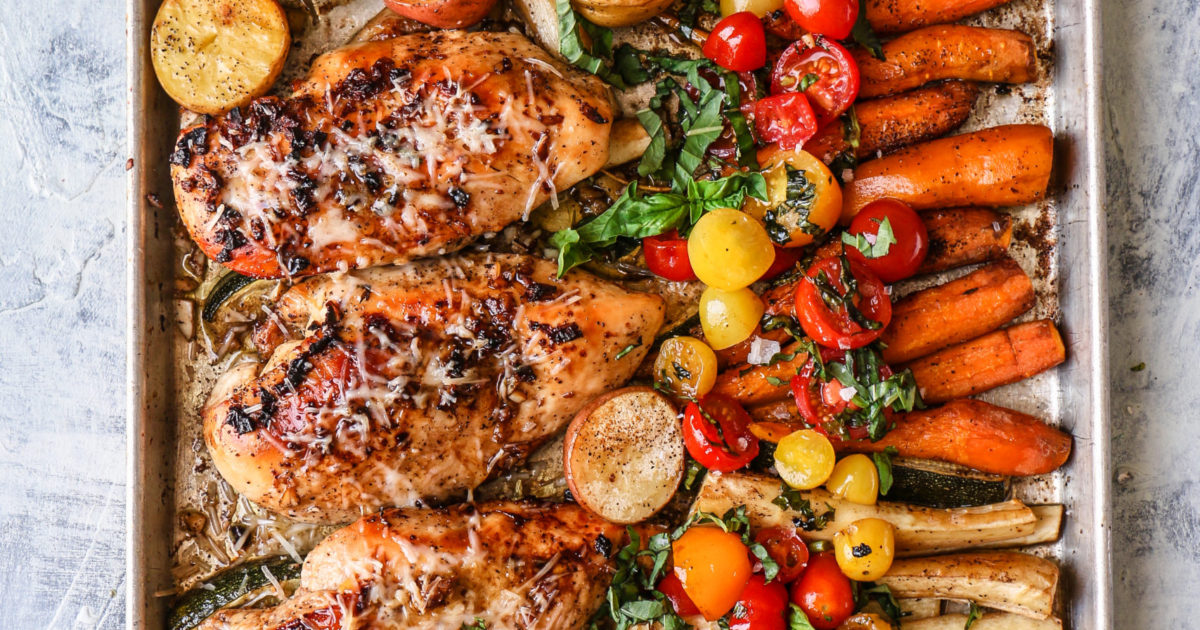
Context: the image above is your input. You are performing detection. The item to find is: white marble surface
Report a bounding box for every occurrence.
[0,0,1192,627]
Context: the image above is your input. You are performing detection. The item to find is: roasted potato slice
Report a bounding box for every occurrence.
[574,0,675,27]
[151,0,291,115]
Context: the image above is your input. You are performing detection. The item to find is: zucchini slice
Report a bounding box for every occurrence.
[880,552,1059,620]
[168,556,302,630]
[886,457,1011,508]
[201,272,257,323]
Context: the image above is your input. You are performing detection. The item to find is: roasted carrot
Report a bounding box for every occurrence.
[841,124,1054,222]
[905,319,1066,404]
[712,342,810,404]
[831,399,1071,476]
[855,25,1037,99]
[716,327,793,367]
[881,259,1034,364]
[806,82,980,165]
[866,0,1016,34]
[918,208,1012,275]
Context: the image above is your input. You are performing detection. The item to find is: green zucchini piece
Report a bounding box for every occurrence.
[202,272,257,323]
[886,457,1010,508]
[168,556,302,630]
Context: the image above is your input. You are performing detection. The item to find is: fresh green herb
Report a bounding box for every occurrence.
[854,582,904,622]
[798,73,821,91]
[825,347,922,441]
[765,376,789,387]
[771,484,836,531]
[841,217,897,259]
[720,70,758,168]
[556,0,628,87]
[550,173,767,276]
[760,316,827,379]
[636,106,669,177]
[673,361,694,380]
[764,167,825,245]
[461,618,488,630]
[677,508,781,581]
[684,455,706,490]
[827,108,862,183]
[850,0,884,60]
[1131,362,1146,372]
[613,43,650,84]
[965,601,983,629]
[597,528,686,630]
[787,604,818,630]
[615,342,641,360]
[873,446,899,495]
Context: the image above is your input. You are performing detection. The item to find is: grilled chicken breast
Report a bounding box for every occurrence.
[170,30,613,279]
[197,502,626,630]
[204,254,664,523]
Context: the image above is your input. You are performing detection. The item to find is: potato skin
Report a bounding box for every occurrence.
[574,0,674,27]
[382,0,497,28]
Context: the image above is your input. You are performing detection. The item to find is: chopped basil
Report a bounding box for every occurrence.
[854,582,904,622]
[556,0,627,87]
[842,216,898,259]
[965,602,983,629]
[764,167,825,245]
[461,618,488,630]
[824,347,922,441]
[873,446,899,495]
[615,342,640,359]
[787,604,818,630]
[771,483,836,531]
[797,73,820,91]
[765,375,789,387]
[850,0,885,60]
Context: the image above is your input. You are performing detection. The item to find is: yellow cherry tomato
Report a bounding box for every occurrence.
[720,0,783,17]
[774,429,836,489]
[699,287,765,350]
[744,149,842,248]
[687,208,776,290]
[833,518,896,581]
[672,526,753,620]
[826,454,880,505]
[653,336,719,398]
[839,613,895,630]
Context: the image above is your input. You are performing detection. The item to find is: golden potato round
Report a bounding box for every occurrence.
[151,0,291,115]
[574,0,675,27]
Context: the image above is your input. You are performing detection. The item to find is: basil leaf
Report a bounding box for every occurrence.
[750,542,781,582]
[673,89,726,189]
[787,604,818,630]
[965,602,983,629]
[797,72,820,91]
[636,107,668,176]
[873,446,898,495]
[556,0,626,87]
[851,0,885,60]
[841,216,897,258]
[613,43,650,84]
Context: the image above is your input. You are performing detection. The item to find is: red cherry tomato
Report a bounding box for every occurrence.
[657,572,703,617]
[790,351,888,439]
[844,199,929,283]
[762,9,806,41]
[753,527,811,583]
[783,0,859,39]
[793,257,892,350]
[644,230,698,282]
[730,573,790,630]
[770,36,860,125]
[754,93,818,151]
[789,552,855,630]
[683,395,761,472]
[760,245,803,281]
[703,12,769,72]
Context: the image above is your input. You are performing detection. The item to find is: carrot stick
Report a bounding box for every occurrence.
[854,25,1037,99]
[711,343,810,404]
[918,208,1012,275]
[904,319,1066,405]
[841,124,1053,223]
[806,82,980,165]
[716,327,793,367]
[866,0,1016,34]
[881,259,1034,364]
[831,399,1071,476]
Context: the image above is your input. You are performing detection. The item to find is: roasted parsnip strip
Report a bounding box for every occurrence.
[880,552,1059,619]
[904,612,1063,629]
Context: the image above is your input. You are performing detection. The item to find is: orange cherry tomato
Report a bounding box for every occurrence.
[753,526,811,583]
[673,526,753,620]
[789,552,855,630]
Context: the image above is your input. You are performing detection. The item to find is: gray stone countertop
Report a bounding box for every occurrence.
[0,0,1191,627]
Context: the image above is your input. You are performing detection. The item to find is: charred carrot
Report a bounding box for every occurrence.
[855,25,1037,99]
[841,124,1054,222]
[881,259,1035,364]
[712,343,810,404]
[807,82,980,165]
[866,0,1016,34]
[918,208,1012,275]
[905,319,1066,404]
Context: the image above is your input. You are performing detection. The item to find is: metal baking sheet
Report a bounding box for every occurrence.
[125,0,1110,627]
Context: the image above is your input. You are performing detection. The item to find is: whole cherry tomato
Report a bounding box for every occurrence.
[770,36,860,125]
[760,245,803,281]
[683,395,761,472]
[644,230,699,282]
[793,257,892,350]
[844,199,929,283]
[730,573,790,630]
[673,526,753,620]
[754,92,818,150]
[783,0,859,39]
[753,527,811,583]
[703,12,769,72]
[657,572,702,617]
[789,552,855,630]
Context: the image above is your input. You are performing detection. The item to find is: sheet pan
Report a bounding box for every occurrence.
[125,0,1110,626]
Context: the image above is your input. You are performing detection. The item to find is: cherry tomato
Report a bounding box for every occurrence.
[683,395,761,472]
[793,257,892,350]
[753,527,811,583]
[782,0,858,39]
[760,245,802,280]
[644,230,699,282]
[762,9,806,40]
[770,36,860,125]
[755,93,818,150]
[789,552,855,630]
[844,199,929,283]
[674,526,753,619]
[657,572,702,617]
[730,573,790,630]
[703,12,769,72]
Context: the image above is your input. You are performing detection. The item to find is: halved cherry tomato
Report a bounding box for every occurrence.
[790,353,889,440]
[770,36,860,125]
[644,230,698,282]
[657,572,702,617]
[753,527,811,583]
[755,93,818,150]
[674,526,753,620]
[683,395,761,472]
[783,0,858,39]
[730,573,790,630]
[704,12,769,72]
[793,257,892,350]
[789,552,855,630]
[844,199,929,283]
[760,245,803,280]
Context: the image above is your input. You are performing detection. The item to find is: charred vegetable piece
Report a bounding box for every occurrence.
[169,556,301,630]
